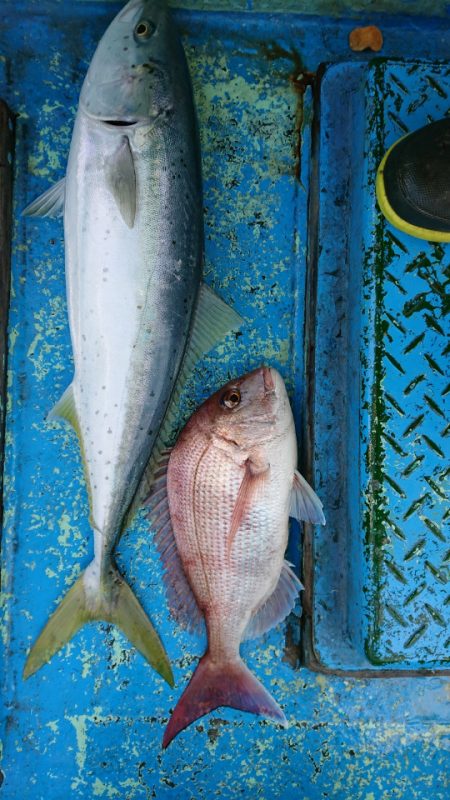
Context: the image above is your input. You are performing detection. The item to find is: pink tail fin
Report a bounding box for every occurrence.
[163,654,287,748]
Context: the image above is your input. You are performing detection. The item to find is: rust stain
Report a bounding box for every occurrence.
[260,42,315,182]
[282,619,301,669]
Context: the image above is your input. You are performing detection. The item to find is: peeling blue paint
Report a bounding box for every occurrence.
[0,3,449,799]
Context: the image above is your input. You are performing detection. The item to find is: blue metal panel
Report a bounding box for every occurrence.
[0,3,449,799]
[311,59,449,671]
[362,61,449,666]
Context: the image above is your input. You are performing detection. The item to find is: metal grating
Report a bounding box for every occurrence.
[361,61,449,665]
[310,59,449,672]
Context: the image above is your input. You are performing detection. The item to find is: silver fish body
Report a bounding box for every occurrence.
[65,64,202,556]
[23,0,239,682]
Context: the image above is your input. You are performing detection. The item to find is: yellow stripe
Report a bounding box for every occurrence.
[375,140,450,243]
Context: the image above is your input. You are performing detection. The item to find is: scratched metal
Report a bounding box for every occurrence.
[311,60,449,672]
[1,3,450,799]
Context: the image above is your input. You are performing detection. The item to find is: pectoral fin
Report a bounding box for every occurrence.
[106,135,136,228]
[22,177,65,218]
[290,470,325,525]
[227,459,269,558]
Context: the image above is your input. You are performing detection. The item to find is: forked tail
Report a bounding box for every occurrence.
[163,653,287,748]
[23,559,173,686]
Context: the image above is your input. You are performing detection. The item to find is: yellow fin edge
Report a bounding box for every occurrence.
[47,384,93,513]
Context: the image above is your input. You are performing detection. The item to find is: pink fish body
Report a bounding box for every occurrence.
[151,366,325,747]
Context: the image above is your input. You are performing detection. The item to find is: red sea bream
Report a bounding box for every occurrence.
[150,367,325,746]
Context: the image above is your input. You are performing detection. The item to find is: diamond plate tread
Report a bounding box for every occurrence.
[362,62,449,664]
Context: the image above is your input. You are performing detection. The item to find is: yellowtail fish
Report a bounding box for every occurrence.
[148,367,325,746]
[22,0,240,681]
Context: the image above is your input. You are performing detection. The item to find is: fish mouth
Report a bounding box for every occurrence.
[101,119,139,127]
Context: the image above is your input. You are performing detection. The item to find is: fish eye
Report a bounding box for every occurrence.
[134,20,155,40]
[221,388,241,410]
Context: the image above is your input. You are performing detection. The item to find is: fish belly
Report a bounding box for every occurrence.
[64,112,202,541]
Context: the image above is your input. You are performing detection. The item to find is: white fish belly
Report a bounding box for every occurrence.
[65,113,200,540]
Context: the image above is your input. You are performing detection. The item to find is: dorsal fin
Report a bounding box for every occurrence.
[125,283,242,525]
[243,561,303,640]
[147,457,204,634]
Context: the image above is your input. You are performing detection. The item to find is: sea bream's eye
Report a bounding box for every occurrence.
[221,388,241,410]
[134,20,156,40]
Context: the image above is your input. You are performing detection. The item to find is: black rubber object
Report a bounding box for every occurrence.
[382,117,450,233]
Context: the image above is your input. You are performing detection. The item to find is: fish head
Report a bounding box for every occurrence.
[202,367,293,447]
[80,0,183,124]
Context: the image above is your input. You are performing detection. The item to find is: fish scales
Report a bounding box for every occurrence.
[170,427,295,655]
[160,367,325,746]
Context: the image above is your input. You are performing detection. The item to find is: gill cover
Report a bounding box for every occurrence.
[79,0,183,122]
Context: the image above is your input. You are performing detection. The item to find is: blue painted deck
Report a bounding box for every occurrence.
[0,2,449,798]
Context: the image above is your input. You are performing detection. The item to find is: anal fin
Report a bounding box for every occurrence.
[244,560,303,640]
[48,384,77,426]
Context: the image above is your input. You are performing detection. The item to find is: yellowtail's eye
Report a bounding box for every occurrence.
[221,388,241,409]
[134,20,155,39]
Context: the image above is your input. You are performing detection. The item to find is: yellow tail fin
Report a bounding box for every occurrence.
[23,561,173,685]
